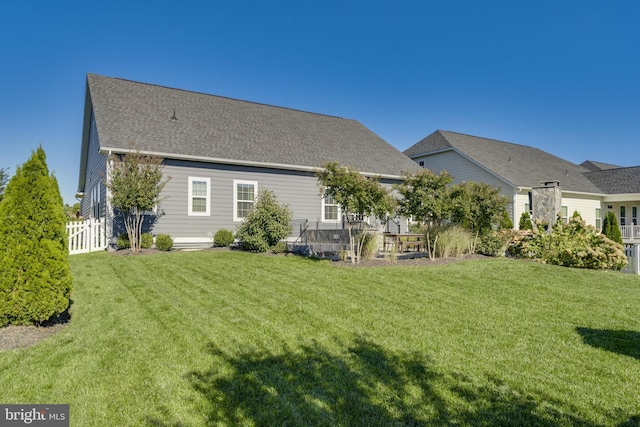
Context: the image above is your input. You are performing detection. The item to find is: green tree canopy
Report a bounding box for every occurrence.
[316,162,396,263]
[394,169,453,226]
[450,181,511,252]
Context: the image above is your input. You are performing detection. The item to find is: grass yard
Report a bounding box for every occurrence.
[1,251,639,426]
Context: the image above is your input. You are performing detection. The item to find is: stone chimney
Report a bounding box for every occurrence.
[532,181,561,231]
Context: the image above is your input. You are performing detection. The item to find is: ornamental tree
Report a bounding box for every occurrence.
[106,149,169,251]
[0,147,72,326]
[394,169,453,259]
[449,181,511,253]
[316,162,396,263]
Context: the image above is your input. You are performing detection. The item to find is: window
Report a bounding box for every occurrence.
[188,177,210,216]
[322,194,341,222]
[91,185,101,218]
[418,161,425,167]
[620,206,626,226]
[595,208,602,231]
[524,203,530,215]
[561,206,568,224]
[234,180,257,221]
[633,206,638,226]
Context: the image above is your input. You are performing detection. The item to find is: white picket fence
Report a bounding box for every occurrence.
[66,218,108,255]
[623,244,640,275]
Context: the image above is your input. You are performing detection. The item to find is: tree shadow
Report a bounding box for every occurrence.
[576,327,640,361]
[149,337,600,426]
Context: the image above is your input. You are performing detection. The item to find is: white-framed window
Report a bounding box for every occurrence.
[322,194,341,222]
[188,177,210,216]
[561,206,568,224]
[595,208,602,231]
[620,205,626,226]
[234,180,257,221]
[633,206,638,226]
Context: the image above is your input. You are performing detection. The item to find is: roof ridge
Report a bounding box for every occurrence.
[87,73,348,121]
[438,129,546,151]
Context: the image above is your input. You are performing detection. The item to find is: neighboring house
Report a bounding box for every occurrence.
[404,130,640,243]
[77,74,421,248]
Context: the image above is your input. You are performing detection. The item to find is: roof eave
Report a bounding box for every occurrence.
[603,193,640,202]
[100,147,406,181]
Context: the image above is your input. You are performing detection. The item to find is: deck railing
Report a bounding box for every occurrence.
[621,225,640,241]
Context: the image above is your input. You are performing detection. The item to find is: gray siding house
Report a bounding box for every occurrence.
[77,74,421,248]
[404,130,640,243]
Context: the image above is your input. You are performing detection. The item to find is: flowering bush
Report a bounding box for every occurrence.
[508,215,627,270]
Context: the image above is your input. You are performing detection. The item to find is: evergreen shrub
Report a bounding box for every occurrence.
[236,189,292,252]
[155,234,173,251]
[0,147,72,326]
[213,229,234,247]
[140,233,154,249]
[117,233,131,249]
[519,212,533,230]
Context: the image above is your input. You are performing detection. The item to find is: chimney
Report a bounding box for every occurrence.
[532,181,561,232]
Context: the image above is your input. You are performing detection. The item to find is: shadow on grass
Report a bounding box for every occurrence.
[576,327,640,361]
[145,337,599,426]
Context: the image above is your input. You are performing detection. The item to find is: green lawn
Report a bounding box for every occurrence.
[1,251,639,426]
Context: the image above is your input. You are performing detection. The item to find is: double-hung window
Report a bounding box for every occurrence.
[322,194,341,222]
[234,180,257,221]
[595,208,602,231]
[620,206,626,226]
[188,177,210,216]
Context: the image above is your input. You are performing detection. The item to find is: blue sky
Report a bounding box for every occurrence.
[1,0,639,204]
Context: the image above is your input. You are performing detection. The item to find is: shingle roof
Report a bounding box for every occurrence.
[404,130,603,194]
[579,160,622,172]
[85,74,420,177]
[583,167,640,194]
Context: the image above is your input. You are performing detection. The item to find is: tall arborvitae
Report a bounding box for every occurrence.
[0,147,72,326]
[601,211,623,244]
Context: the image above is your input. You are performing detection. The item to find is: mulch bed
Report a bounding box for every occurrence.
[0,311,71,352]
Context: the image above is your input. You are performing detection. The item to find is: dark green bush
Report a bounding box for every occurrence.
[601,211,622,244]
[155,234,173,251]
[476,230,512,257]
[519,212,533,230]
[117,233,131,249]
[271,241,288,254]
[236,189,292,252]
[140,233,154,249]
[213,229,234,247]
[0,147,72,326]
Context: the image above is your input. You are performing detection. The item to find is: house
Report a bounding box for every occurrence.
[77,74,421,248]
[403,130,640,243]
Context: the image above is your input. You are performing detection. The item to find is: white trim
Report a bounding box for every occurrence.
[233,179,258,222]
[172,237,213,244]
[188,177,210,216]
